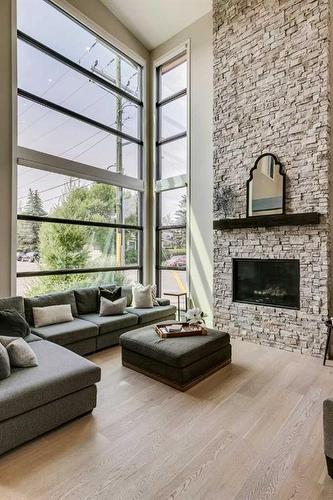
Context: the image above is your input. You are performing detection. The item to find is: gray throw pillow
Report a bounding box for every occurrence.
[99,296,127,316]
[0,309,30,338]
[0,343,10,380]
[6,338,38,368]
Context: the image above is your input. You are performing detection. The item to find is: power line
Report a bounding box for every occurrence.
[19,38,98,121]
[18,178,92,201]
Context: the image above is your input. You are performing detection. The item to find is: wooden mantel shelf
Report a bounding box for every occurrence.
[213,212,321,230]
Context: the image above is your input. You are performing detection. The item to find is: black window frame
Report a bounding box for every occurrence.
[16,0,144,290]
[155,52,187,296]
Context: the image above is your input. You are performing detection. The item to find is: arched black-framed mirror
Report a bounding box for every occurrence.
[246,153,285,217]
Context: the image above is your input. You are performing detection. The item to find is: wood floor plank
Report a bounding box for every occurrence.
[0,339,332,500]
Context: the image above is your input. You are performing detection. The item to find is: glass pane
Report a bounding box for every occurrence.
[159,95,186,140]
[18,40,140,139]
[17,0,141,99]
[159,138,186,179]
[159,54,187,100]
[16,221,140,270]
[160,188,187,226]
[18,97,140,177]
[17,269,139,297]
[17,166,140,224]
[160,270,187,303]
[159,229,186,267]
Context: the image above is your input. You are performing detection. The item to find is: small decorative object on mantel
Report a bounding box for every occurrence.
[154,322,207,339]
[214,185,236,218]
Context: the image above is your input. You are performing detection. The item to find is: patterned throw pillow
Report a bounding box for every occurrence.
[151,284,159,306]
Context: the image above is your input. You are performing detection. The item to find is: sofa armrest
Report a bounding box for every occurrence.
[324,398,333,459]
[156,298,171,306]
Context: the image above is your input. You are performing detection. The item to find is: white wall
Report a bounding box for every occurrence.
[151,13,214,324]
[0,0,15,297]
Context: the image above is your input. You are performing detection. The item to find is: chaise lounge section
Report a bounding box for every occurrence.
[0,285,175,455]
[0,297,101,455]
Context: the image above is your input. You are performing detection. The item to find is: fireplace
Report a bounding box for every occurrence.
[233,259,300,309]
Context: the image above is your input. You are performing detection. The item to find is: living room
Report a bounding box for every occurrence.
[0,0,333,498]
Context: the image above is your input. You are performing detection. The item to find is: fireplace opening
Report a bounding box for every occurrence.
[233,259,300,309]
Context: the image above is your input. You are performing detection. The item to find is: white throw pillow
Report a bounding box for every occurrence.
[33,304,74,328]
[132,284,154,308]
[99,296,127,316]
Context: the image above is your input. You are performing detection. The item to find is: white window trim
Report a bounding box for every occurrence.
[152,41,191,298]
[18,147,145,192]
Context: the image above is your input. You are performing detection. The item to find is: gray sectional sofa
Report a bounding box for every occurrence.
[0,286,176,455]
[25,285,176,355]
[324,398,333,478]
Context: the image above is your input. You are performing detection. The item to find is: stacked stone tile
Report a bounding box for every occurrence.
[213,0,330,356]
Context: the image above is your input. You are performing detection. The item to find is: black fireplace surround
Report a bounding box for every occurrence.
[233,258,300,309]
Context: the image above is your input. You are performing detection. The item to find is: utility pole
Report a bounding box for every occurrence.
[115,56,124,266]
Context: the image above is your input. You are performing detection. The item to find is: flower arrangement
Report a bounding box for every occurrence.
[185,307,206,325]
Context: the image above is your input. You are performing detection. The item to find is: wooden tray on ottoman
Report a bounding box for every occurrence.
[154,322,207,339]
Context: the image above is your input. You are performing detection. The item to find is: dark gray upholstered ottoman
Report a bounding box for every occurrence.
[120,325,231,391]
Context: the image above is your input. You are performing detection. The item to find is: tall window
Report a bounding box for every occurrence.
[16,0,144,296]
[155,52,188,300]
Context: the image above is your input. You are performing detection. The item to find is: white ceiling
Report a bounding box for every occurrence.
[101,0,212,50]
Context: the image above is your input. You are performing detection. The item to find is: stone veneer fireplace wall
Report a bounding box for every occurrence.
[213,0,331,355]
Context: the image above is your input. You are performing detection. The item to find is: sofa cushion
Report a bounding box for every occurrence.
[156,298,171,307]
[74,287,99,315]
[79,312,138,335]
[121,286,133,307]
[25,333,42,343]
[126,305,176,324]
[31,318,98,346]
[0,340,101,423]
[0,309,31,338]
[25,291,79,326]
[120,327,230,368]
[0,296,25,317]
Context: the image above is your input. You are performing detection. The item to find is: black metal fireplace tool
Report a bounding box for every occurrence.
[324,319,332,366]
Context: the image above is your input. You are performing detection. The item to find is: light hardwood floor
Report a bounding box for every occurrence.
[1,339,333,500]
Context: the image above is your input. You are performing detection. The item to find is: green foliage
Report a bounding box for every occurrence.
[26,270,127,298]
[17,189,46,253]
[26,183,136,296]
